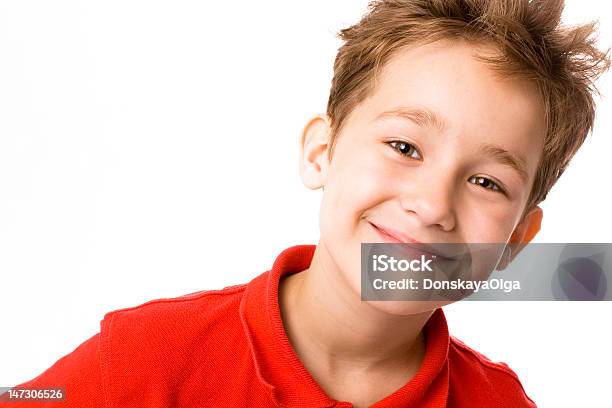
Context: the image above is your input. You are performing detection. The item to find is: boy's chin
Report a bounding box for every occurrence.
[365,299,454,316]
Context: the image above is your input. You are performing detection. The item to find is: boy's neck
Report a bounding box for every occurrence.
[278,241,434,402]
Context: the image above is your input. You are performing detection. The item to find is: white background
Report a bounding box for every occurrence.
[0,1,610,406]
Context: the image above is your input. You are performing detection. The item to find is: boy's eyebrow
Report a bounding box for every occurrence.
[375,106,530,183]
[477,143,529,183]
[376,106,446,133]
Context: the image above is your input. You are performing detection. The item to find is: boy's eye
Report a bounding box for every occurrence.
[468,176,504,194]
[388,140,422,160]
[387,140,506,195]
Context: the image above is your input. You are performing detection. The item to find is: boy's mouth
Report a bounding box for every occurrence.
[367,221,460,261]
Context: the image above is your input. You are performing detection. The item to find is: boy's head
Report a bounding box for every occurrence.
[299,0,610,313]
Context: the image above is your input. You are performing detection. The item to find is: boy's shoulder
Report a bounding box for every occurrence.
[447,335,536,407]
[100,282,248,338]
[104,283,247,320]
[449,335,524,378]
[100,283,249,361]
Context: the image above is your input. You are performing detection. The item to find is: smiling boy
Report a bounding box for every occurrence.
[1,0,610,407]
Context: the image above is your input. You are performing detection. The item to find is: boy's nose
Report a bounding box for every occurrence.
[398,176,457,233]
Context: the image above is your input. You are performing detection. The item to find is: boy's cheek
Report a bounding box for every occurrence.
[467,205,523,244]
[324,159,387,213]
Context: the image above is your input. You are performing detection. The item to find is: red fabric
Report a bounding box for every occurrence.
[1,244,536,407]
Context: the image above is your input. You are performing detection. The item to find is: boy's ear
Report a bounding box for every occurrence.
[496,205,543,271]
[299,114,331,190]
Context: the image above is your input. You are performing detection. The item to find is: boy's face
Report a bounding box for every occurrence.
[300,39,545,314]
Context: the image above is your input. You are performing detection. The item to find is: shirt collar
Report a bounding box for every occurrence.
[240,244,450,407]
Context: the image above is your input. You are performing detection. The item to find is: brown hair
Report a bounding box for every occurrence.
[326,0,611,220]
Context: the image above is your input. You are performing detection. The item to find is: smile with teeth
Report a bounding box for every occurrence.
[367,221,456,260]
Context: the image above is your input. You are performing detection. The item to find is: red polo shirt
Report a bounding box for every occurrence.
[1,244,536,407]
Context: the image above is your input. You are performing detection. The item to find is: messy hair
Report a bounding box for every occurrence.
[326,0,610,220]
